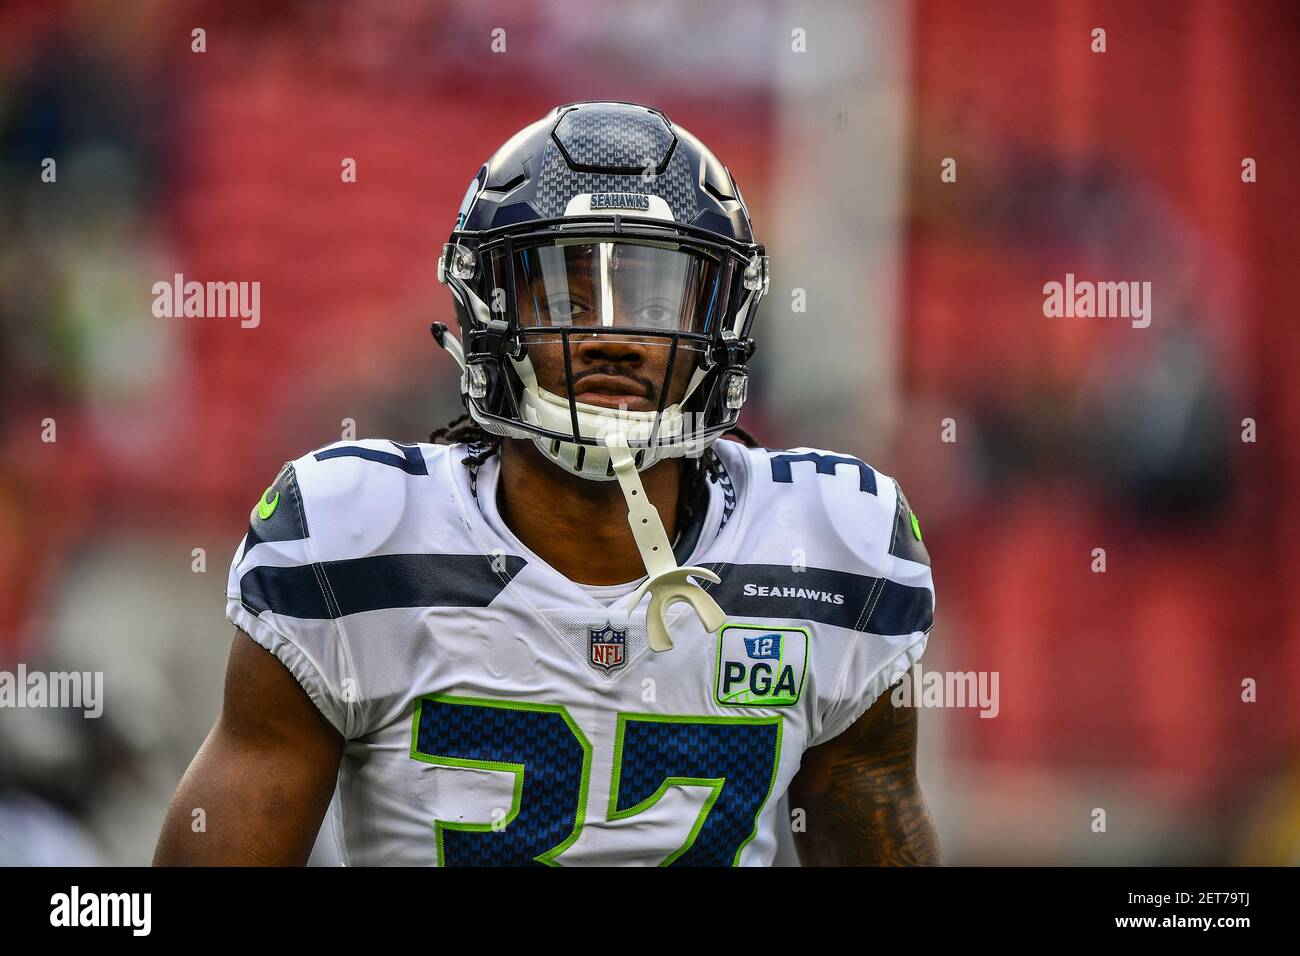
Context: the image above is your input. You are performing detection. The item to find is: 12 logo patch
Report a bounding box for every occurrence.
[714,623,808,707]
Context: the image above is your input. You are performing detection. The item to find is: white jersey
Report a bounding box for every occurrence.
[226,437,935,866]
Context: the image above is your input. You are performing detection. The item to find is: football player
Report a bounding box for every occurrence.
[155,102,939,866]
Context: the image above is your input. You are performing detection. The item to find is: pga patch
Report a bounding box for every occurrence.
[714,623,808,707]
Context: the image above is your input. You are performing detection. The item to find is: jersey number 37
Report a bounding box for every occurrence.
[411,694,783,866]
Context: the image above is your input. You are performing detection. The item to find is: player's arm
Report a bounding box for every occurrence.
[788,666,940,866]
[153,628,343,866]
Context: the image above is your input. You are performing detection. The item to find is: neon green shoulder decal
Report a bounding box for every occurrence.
[257,488,280,520]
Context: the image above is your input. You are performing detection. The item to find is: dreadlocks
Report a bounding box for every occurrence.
[428,413,508,470]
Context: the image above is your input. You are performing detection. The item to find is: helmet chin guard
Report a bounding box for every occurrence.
[511,349,709,481]
[519,385,686,481]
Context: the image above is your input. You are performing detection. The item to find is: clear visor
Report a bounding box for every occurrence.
[493,240,735,335]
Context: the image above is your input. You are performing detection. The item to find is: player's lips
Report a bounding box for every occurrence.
[574,374,652,411]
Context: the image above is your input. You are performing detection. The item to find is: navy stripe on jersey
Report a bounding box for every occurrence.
[861,578,934,635]
[313,442,429,475]
[240,553,526,619]
[703,563,932,635]
[242,463,309,559]
[887,486,930,568]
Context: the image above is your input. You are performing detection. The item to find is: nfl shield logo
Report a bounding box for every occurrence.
[588,622,627,673]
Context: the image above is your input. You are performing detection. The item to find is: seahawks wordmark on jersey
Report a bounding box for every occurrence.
[226,438,934,866]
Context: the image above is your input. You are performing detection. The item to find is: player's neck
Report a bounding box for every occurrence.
[496,437,682,586]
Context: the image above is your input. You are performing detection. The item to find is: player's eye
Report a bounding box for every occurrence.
[631,300,677,328]
[546,295,593,324]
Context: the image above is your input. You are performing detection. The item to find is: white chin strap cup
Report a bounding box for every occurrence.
[604,432,726,652]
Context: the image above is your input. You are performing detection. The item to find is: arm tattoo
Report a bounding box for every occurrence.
[789,672,941,865]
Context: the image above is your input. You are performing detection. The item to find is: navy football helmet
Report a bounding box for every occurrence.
[434,101,769,481]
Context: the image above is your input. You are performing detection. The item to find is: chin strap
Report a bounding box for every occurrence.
[604,432,726,651]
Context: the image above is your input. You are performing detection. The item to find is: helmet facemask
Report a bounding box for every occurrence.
[441,225,765,481]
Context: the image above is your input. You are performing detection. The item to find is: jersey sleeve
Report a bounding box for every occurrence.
[225,459,359,738]
[810,476,935,746]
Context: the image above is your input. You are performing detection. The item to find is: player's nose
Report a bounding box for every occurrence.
[573,334,647,367]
